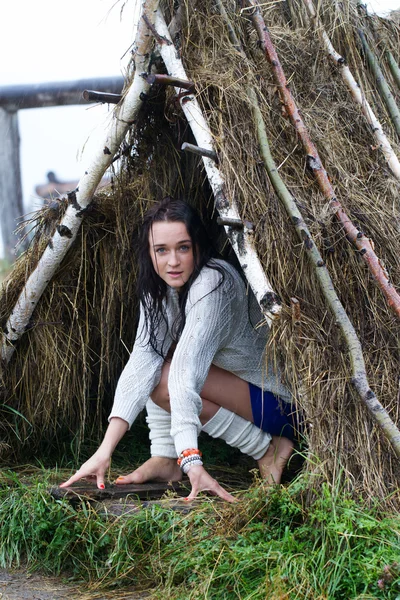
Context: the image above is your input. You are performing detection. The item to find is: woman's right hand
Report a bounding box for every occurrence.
[59,417,129,490]
[59,449,111,490]
[185,465,238,503]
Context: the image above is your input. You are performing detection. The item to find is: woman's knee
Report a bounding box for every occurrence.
[151,362,171,410]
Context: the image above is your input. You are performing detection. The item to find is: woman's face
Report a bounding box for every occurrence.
[149,221,195,290]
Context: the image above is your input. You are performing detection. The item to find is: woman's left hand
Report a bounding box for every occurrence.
[185,465,238,503]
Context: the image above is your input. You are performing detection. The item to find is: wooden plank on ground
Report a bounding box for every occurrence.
[50,481,189,502]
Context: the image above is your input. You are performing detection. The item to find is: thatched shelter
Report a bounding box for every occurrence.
[1,0,400,503]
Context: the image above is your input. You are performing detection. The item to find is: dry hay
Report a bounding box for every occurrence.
[1,0,400,502]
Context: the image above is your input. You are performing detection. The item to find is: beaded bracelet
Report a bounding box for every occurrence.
[182,458,203,474]
[179,455,203,470]
[177,448,202,467]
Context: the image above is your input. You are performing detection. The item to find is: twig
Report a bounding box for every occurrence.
[386,50,400,92]
[145,73,195,92]
[181,142,218,162]
[82,90,122,104]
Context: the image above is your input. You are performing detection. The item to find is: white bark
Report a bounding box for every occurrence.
[303,0,400,180]
[154,9,281,325]
[1,0,160,363]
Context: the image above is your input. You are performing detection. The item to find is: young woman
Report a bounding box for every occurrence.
[61,198,297,502]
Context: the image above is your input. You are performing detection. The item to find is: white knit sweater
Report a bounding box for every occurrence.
[109,259,291,455]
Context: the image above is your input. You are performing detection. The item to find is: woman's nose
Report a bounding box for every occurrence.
[168,251,180,266]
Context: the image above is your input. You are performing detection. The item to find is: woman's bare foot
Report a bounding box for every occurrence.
[115,456,182,485]
[257,436,294,484]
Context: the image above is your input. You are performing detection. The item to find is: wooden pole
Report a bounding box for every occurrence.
[154,8,282,324]
[246,0,400,320]
[0,108,25,263]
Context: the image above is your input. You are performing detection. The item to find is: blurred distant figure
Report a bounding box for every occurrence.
[35,171,109,201]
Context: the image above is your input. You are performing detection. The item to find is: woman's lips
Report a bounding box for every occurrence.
[168,272,183,278]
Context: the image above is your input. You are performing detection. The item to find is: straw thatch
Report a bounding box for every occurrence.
[1,0,400,502]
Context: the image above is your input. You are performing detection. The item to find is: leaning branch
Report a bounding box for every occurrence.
[246,0,400,320]
[358,29,400,139]
[386,50,400,92]
[1,0,160,364]
[218,0,400,462]
[302,0,400,180]
[153,7,282,324]
[248,84,400,459]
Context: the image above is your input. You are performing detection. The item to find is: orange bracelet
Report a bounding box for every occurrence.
[177,448,202,466]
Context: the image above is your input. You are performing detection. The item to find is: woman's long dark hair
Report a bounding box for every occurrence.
[136,197,226,356]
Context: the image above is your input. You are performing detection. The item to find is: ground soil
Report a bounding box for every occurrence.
[0,569,150,600]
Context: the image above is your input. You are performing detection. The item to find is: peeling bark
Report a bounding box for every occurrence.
[153,7,282,325]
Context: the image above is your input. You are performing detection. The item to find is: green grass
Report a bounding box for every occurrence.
[0,468,400,599]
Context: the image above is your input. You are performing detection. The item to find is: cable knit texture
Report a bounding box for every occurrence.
[109,259,291,455]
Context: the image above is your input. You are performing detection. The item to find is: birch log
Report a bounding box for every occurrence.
[153,8,281,325]
[248,85,400,459]
[216,0,400,459]
[246,0,400,320]
[358,30,400,139]
[303,0,400,180]
[1,0,159,364]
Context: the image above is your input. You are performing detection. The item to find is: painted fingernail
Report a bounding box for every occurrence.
[184,497,190,501]
[99,483,105,490]
[116,477,124,481]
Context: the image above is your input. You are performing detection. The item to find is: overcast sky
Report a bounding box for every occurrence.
[0,0,399,256]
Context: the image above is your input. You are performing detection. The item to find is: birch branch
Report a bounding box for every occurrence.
[153,7,281,324]
[358,29,400,139]
[216,0,400,459]
[386,50,400,92]
[246,0,400,320]
[302,0,400,180]
[1,0,160,364]
[248,84,400,459]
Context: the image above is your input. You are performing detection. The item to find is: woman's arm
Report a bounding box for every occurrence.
[61,303,172,488]
[108,302,171,427]
[168,267,233,454]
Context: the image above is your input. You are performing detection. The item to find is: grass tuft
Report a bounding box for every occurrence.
[0,470,400,598]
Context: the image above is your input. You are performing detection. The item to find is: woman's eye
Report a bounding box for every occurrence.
[155,248,166,254]
[180,245,190,251]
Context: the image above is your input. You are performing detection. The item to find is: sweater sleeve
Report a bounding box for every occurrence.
[108,303,172,428]
[168,268,233,454]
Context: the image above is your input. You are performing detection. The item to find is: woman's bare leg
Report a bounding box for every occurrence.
[116,362,293,484]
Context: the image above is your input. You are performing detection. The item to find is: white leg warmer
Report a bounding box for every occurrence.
[145,398,177,459]
[146,399,271,461]
[202,407,271,460]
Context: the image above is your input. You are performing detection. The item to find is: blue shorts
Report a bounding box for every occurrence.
[249,383,299,441]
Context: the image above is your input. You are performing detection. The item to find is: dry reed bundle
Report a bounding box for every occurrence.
[1,0,400,503]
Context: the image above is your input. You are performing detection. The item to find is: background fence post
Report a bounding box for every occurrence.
[0,108,25,263]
